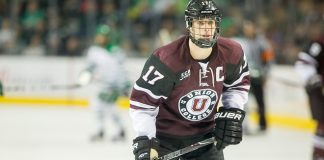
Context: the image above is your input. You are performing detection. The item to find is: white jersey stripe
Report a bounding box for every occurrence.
[294,61,317,84]
[129,108,158,139]
[130,100,157,109]
[313,135,324,150]
[222,90,248,110]
[298,52,318,66]
[134,83,168,100]
[223,71,250,87]
[228,85,250,90]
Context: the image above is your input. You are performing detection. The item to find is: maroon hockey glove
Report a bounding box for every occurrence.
[132,136,159,160]
[214,107,245,150]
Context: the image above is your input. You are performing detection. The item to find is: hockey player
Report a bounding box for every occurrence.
[130,0,250,159]
[295,33,324,160]
[77,24,130,142]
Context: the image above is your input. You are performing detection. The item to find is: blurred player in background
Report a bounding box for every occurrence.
[77,24,130,142]
[129,0,250,159]
[232,20,274,134]
[295,33,324,160]
[0,80,3,96]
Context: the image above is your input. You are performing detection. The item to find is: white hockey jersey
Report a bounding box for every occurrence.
[85,45,129,89]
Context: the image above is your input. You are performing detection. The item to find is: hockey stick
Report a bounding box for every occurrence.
[154,137,215,160]
[50,84,81,90]
[4,84,81,92]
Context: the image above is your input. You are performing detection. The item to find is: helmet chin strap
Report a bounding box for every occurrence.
[189,27,218,48]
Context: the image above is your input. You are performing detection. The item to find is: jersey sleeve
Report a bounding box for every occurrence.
[295,40,323,84]
[222,53,250,110]
[130,54,177,109]
[129,54,178,138]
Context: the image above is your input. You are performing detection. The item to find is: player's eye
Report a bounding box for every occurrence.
[207,21,214,25]
[198,21,205,25]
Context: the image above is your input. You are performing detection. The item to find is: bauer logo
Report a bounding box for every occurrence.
[215,112,243,121]
[178,89,217,121]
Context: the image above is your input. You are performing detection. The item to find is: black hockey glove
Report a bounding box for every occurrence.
[132,136,159,160]
[214,107,245,150]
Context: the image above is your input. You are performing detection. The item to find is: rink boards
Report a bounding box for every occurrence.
[0,56,316,132]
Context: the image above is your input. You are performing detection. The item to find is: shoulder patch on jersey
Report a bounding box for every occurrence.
[179,68,191,81]
[178,89,218,121]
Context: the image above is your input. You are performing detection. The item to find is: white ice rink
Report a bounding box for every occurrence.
[0,104,313,160]
[0,60,315,160]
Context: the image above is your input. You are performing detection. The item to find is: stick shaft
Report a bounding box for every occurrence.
[157,137,215,160]
[4,84,81,92]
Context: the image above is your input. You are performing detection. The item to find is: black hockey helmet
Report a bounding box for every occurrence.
[185,0,221,48]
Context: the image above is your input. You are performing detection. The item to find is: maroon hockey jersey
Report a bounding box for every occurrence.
[295,35,324,121]
[130,35,250,138]
[296,35,324,81]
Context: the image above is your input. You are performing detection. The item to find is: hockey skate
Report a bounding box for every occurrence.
[90,130,104,142]
[110,130,126,142]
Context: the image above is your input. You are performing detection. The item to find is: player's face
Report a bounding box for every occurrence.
[190,18,216,40]
[243,21,256,39]
[95,34,108,46]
